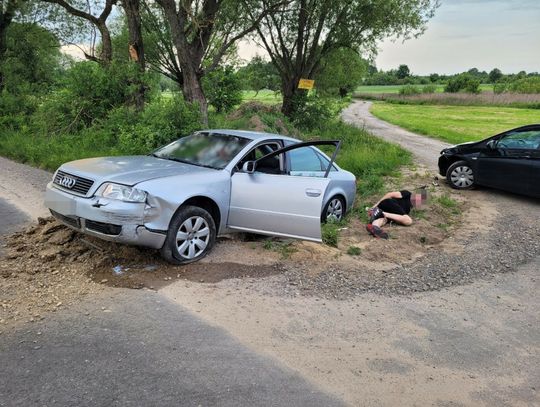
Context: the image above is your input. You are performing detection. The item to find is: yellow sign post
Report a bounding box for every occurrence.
[298,79,315,90]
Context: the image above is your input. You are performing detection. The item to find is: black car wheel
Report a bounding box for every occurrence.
[160,205,216,265]
[446,160,475,190]
[321,196,345,223]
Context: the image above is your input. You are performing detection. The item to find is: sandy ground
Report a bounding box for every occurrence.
[157,102,539,406]
[1,104,539,406]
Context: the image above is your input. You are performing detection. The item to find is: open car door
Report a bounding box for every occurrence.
[227,141,341,241]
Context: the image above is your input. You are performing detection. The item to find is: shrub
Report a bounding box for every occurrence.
[399,85,421,96]
[114,96,203,154]
[422,84,437,94]
[290,93,337,130]
[34,61,151,132]
[494,77,540,94]
[203,66,243,113]
[444,74,480,94]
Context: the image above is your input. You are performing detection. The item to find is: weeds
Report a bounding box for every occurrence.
[262,239,297,259]
[347,246,362,256]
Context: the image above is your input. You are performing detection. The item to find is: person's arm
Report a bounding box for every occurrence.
[374,191,402,207]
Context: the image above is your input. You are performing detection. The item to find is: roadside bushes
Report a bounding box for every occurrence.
[203,66,243,113]
[114,96,202,154]
[494,77,540,94]
[444,74,480,94]
[399,84,437,96]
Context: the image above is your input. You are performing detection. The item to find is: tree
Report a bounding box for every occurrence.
[1,22,61,94]
[315,48,366,97]
[202,65,242,112]
[154,0,286,124]
[488,68,503,84]
[251,0,439,117]
[40,0,117,64]
[122,0,145,110]
[0,0,23,90]
[396,64,410,79]
[237,55,280,95]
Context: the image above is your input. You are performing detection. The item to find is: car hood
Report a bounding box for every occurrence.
[59,155,218,186]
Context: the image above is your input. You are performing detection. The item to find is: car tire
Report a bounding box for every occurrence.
[321,195,345,223]
[160,205,216,265]
[446,160,475,190]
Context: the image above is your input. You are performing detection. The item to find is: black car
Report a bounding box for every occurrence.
[438,124,540,198]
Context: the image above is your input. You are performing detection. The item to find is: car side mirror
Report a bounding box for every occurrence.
[486,140,497,150]
[242,161,256,174]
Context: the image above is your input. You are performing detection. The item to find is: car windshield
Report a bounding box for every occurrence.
[153,132,250,169]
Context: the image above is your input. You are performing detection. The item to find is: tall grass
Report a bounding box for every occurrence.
[355,91,540,109]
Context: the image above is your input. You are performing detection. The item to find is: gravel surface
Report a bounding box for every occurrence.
[259,101,540,298]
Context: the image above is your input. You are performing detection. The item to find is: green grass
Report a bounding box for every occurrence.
[355,84,493,94]
[370,103,540,144]
[242,90,282,104]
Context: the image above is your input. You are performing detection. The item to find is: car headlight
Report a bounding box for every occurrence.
[96,183,147,203]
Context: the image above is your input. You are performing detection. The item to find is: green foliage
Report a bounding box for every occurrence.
[422,84,437,94]
[237,56,280,94]
[322,219,340,247]
[494,77,540,94]
[444,74,480,94]
[1,23,61,95]
[290,93,343,130]
[203,66,243,113]
[315,48,367,97]
[34,61,154,132]
[396,64,410,79]
[114,96,202,154]
[399,84,421,96]
[489,68,503,84]
[347,246,362,256]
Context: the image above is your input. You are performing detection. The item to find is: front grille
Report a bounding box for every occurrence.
[53,170,95,196]
[85,220,122,236]
[50,210,80,229]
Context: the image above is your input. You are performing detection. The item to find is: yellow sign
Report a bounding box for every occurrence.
[298,79,315,90]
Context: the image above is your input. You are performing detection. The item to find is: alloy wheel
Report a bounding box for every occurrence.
[175,216,211,259]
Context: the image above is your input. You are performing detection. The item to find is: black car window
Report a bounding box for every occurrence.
[237,142,281,174]
[497,130,540,150]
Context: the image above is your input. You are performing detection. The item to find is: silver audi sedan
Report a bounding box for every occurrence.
[45,130,356,264]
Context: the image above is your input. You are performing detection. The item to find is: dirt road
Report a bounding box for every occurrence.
[1,105,539,406]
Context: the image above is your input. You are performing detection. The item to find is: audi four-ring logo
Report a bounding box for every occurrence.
[59,176,76,189]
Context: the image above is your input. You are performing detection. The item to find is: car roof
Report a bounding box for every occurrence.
[200,129,301,143]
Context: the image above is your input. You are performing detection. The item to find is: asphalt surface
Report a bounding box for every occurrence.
[0,157,342,406]
[0,289,342,407]
[0,198,29,236]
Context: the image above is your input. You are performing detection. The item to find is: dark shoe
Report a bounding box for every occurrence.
[368,207,384,224]
[366,224,389,239]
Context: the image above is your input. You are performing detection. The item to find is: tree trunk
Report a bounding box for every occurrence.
[281,75,304,118]
[181,61,208,125]
[158,0,209,125]
[123,0,145,110]
[97,22,113,64]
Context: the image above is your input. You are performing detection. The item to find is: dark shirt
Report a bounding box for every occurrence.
[377,190,412,215]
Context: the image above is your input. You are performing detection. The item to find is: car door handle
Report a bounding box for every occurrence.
[305,188,322,197]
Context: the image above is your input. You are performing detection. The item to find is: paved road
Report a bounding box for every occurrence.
[0,157,342,406]
[341,100,450,170]
[0,290,342,407]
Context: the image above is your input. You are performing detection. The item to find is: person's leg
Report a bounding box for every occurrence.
[372,217,387,228]
[382,212,413,226]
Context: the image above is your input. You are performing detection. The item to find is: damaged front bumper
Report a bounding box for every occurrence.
[44,182,166,249]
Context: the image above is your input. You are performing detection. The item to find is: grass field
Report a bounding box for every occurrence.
[355,84,493,94]
[370,103,540,144]
[242,90,282,104]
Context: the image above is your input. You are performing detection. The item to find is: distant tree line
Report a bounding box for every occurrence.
[363,64,540,93]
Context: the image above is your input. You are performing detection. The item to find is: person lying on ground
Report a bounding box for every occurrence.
[366,189,427,239]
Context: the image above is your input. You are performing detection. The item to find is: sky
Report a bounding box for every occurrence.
[374,0,540,75]
[238,0,540,75]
